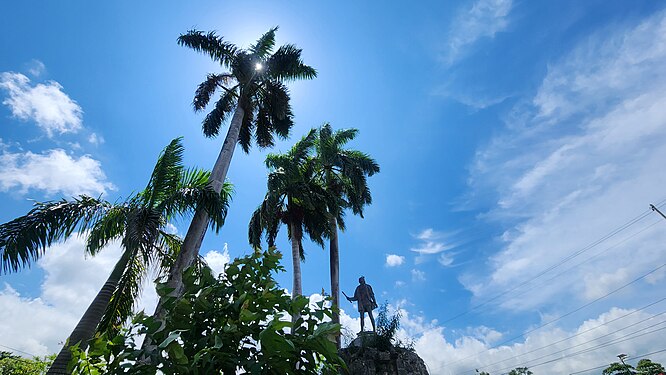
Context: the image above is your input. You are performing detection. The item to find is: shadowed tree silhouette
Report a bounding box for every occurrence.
[160,27,317,311]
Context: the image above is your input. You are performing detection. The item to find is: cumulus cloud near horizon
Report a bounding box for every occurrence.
[461,8,666,313]
[0,71,83,137]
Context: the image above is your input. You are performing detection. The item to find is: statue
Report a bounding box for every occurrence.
[344,276,378,332]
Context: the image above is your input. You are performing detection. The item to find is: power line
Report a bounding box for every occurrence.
[498,219,662,307]
[465,298,666,374]
[445,262,666,370]
[438,204,661,326]
[490,318,666,374]
[0,343,38,357]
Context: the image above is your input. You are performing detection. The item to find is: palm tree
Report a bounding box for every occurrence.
[163,27,316,304]
[248,130,332,299]
[313,123,379,347]
[0,138,231,374]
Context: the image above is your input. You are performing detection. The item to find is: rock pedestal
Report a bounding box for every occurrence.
[339,333,429,375]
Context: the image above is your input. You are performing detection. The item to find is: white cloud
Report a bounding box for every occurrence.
[88,132,104,146]
[367,304,666,375]
[412,269,426,282]
[0,147,115,196]
[410,229,458,268]
[445,0,513,64]
[385,254,405,267]
[0,236,162,357]
[463,9,666,312]
[204,244,231,275]
[26,59,46,77]
[0,72,83,137]
[438,253,455,267]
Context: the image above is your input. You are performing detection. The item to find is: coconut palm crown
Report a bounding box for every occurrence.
[0,138,231,374]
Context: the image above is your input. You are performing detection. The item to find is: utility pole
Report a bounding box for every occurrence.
[650,204,666,221]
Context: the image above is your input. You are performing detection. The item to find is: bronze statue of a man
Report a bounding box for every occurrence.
[346,276,377,332]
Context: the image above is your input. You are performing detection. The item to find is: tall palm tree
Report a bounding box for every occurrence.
[313,123,379,347]
[163,27,317,305]
[0,138,231,374]
[249,130,332,299]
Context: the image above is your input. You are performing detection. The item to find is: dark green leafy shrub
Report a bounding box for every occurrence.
[70,248,345,374]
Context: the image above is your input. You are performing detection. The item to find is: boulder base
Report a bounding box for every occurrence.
[339,342,429,375]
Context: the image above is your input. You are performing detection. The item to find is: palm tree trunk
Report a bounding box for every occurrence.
[329,218,341,348]
[156,107,245,309]
[48,250,133,375]
[290,221,302,325]
[290,221,303,297]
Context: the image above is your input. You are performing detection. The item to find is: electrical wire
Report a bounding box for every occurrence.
[445,262,666,370]
[438,203,662,326]
[464,298,666,374]
[489,319,666,374]
[0,343,38,357]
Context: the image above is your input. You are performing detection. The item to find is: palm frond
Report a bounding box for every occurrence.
[250,27,278,59]
[238,101,255,153]
[202,89,237,138]
[268,45,317,81]
[254,107,274,148]
[142,138,185,207]
[154,230,183,275]
[86,205,129,255]
[178,30,238,68]
[333,128,359,147]
[341,150,381,176]
[158,169,232,233]
[98,249,145,335]
[193,73,235,111]
[0,196,111,273]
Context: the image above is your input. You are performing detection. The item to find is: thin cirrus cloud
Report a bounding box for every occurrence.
[0,70,83,137]
[0,146,115,197]
[443,0,513,65]
[411,269,426,282]
[410,228,458,267]
[463,9,666,312]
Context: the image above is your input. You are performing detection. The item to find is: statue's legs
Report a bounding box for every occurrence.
[368,310,376,332]
[360,311,366,331]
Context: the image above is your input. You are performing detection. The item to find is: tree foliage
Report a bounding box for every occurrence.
[508,367,533,375]
[636,359,665,375]
[374,303,404,351]
[70,249,346,374]
[0,352,53,375]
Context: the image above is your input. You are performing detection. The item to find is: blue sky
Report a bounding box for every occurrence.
[2,1,666,373]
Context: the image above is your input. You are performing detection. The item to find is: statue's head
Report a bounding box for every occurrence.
[359,276,365,284]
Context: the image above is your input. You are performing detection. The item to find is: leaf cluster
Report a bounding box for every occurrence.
[70,248,346,374]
